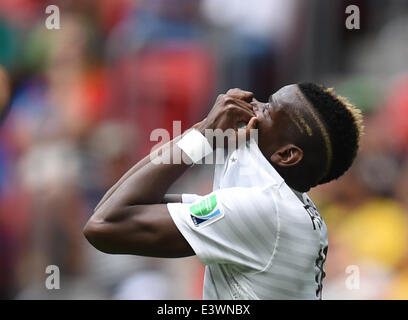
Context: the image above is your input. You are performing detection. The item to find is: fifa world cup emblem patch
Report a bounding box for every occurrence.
[189,194,224,227]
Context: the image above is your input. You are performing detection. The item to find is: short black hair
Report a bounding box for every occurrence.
[297,82,363,184]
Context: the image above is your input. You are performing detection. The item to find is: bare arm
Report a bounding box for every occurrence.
[94,133,185,212]
[161,194,183,203]
[84,137,196,257]
[94,118,210,211]
[83,89,256,257]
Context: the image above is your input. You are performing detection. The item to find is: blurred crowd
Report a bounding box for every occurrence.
[1,0,408,299]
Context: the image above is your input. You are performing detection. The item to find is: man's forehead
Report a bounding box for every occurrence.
[269,84,316,138]
[269,84,300,107]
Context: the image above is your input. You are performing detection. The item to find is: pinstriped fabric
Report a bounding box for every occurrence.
[167,139,328,299]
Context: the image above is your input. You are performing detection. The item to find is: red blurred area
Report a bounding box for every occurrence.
[107,44,214,156]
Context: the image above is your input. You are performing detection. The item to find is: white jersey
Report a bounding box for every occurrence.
[167,138,328,300]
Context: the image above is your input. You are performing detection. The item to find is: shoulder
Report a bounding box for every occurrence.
[216,185,279,213]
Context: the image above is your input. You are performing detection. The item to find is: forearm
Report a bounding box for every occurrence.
[92,138,194,223]
[95,133,186,212]
[94,119,209,212]
[83,89,256,256]
[161,194,183,203]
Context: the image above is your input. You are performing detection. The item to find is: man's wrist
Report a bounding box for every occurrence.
[193,119,211,135]
[177,128,213,164]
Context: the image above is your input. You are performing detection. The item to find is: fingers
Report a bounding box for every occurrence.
[245,116,258,140]
[232,97,254,112]
[227,103,255,121]
[224,97,257,130]
[246,116,258,130]
[221,94,255,115]
[210,92,257,133]
[230,107,256,132]
[225,88,254,102]
[217,93,254,111]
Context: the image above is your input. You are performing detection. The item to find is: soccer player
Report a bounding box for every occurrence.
[84,83,363,299]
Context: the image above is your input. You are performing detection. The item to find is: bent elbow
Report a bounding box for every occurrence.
[83,219,97,244]
[83,218,116,254]
[83,205,149,255]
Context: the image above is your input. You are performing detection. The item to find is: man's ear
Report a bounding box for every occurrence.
[270,144,303,167]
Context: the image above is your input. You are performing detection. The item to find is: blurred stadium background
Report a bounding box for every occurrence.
[1,0,408,299]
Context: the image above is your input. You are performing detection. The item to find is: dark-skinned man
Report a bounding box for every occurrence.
[84,83,363,299]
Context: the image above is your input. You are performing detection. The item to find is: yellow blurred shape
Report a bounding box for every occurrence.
[386,270,408,300]
[336,199,408,269]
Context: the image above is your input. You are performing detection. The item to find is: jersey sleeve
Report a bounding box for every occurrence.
[181,193,204,203]
[167,186,279,271]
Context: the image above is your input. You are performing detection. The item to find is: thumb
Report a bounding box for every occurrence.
[245,116,258,140]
